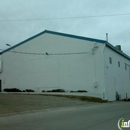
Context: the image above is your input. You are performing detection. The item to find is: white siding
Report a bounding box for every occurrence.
[104,46,130,101]
[0,55,2,73]
[0,33,105,98]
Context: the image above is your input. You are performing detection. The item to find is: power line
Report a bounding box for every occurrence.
[11,51,89,55]
[0,13,130,22]
[0,49,89,55]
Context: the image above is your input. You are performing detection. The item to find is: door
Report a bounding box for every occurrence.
[0,80,1,92]
[105,78,116,101]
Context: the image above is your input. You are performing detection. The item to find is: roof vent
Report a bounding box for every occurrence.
[106,33,108,42]
[115,45,122,51]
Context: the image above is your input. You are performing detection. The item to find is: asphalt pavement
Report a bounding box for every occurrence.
[0,101,130,130]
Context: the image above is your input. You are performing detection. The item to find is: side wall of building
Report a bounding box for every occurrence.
[0,33,105,98]
[104,46,130,101]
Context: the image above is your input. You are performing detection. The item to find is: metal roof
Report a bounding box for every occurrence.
[0,30,130,60]
[106,42,130,60]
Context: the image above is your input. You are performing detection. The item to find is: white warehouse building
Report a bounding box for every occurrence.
[0,30,130,101]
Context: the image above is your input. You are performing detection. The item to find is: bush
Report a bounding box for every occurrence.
[45,89,65,92]
[46,90,52,92]
[123,98,130,101]
[52,89,65,92]
[70,90,87,92]
[78,90,87,92]
[3,88,22,92]
[25,89,35,92]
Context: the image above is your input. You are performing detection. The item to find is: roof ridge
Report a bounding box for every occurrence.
[45,30,107,43]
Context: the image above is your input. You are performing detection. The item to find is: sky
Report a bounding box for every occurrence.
[0,0,130,56]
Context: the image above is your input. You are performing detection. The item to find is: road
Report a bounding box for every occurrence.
[0,102,130,130]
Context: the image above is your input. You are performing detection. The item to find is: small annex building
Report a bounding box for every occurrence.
[0,30,130,101]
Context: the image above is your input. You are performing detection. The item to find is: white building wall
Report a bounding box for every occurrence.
[0,33,105,98]
[104,46,130,101]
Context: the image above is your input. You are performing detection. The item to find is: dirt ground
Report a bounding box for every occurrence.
[0,93,97,115]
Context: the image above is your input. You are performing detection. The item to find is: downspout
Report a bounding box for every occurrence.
[103,43,107,100]
[92,43,98,89]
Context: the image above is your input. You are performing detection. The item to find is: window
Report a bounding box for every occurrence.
[118,61,120,67]
[125,64,127,70]
[109,57,112,64]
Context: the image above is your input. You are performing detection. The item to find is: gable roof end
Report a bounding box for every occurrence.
[0,30,130,60]
[0,30,107,55]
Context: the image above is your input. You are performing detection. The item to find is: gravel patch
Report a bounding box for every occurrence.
[0,93,98,115]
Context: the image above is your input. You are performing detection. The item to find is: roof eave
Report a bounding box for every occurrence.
[106,42,130,60]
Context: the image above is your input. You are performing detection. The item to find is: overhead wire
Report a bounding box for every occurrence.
[0,49,89,56]
[1,13,129,55]
[0,13,130,22]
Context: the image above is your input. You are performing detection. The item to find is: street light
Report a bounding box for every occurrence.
[6,43,11,46]
[6,43,16,53]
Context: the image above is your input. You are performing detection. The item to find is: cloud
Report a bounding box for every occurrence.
[0,0,130,55]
